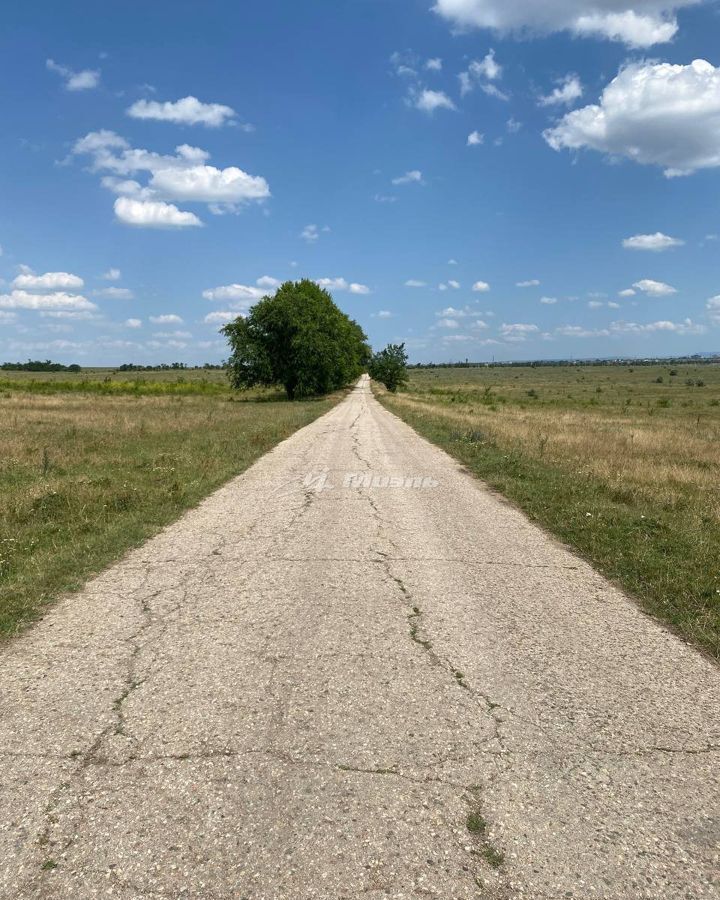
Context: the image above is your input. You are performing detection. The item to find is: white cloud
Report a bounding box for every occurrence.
[433,0,700,47]
[0,311,17,322]
[392,170,424,186]
[448,259,458,265]
[114,197,202,228]
[124,318,142,328]
[373,193,397,203]
[437,318,460,328]
[467,130,484,146]
[611,317,705,334]
[556,325,610,338]
[376,310,393,318]
[256,276,281,289]
[412,89,457,113]
[102,268,121,281]
[632,278,677,296]
[623,232,685,251]
[150,165,270,205]
[545,60,720,177]
[706,295,720,324]
[13,271,84,291]
[459,50,503,97]
[300,225,330,244]
[500,322,540,341]
[0,290,96,311]
[448,279,461,289]
[405,280,426,287]
[149,314,184,325]
[316,277,371,294]
[204,311,236,325]
[517,279,540,287]
[588,300,604,308]
[93,286,134,300]
[472,280,490,292]
[350,283,371,294]
[540,296,558,304]
[619,288,637,297]
[127,96,237,128]
[538,74,583,107]
[46,59,100,91]
[426,58,443,71]
[72,130,269,218]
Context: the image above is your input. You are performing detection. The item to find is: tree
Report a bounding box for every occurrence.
[222,279,370,399]
[369,343,408,392]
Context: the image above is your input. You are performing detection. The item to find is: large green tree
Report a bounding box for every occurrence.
[222,279,370,399]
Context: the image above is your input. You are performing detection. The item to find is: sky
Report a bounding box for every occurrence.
[1,0,720,365]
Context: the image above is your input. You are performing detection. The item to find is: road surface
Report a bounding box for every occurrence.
[1,376,718,899]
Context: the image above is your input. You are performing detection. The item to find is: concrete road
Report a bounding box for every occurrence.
[1,376,718,899]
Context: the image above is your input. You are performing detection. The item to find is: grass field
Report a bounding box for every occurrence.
[376,363,720,659]
[0,373,338,638]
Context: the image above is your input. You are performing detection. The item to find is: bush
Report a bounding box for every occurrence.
[369,343,408,392]
[222,280,370,399]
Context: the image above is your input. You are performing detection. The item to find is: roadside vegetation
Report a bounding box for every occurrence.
[0,379,339,638]
[375,364,720,659]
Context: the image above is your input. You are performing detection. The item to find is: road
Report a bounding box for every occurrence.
[1,375,718,899]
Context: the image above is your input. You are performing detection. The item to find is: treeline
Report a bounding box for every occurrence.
[412,355,720,370]
[117,363,224,372]
[0,360,81,372]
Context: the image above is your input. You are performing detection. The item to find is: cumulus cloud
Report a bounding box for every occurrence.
[500,322,540,341]
[538,74,583,107]
[632,278,677,296]
[623,232,685,251]
[706,295,720,323]
[544,60,720,177]
[46,59,100,91]
[12,271,84,291]
[102,268,121,281]
[0,290,96,311]
[72,130,270,220]
[204,311,236,325]
[426,58,443,71]
[392,170,424,186]
[517,279,540,287]
[611,317,704,334]
[375,310,393,318]
[472,280,490,292]
[619,288,637,297]
[411,89,457,113]
[149,314,184,325]
[437,318,460,328]
[127,96,237,128]
[93,286,134,299]
[114,197,203,228]
[540,296,558,304]
[149,165,269,205]
[433,0,700,47]
[467,130,484,146]
[316,278,372,294]
[125,318,142,328]
[301,224,326,242]
[459,50,503,96]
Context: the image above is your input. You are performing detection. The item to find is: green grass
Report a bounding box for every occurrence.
[0,385,339,639]
[377,364,720,659]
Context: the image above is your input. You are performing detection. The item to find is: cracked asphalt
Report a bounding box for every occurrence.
[1,375,719,899]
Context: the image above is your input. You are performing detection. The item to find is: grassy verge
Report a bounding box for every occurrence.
[1,387,338,638]
[376,365,720,659]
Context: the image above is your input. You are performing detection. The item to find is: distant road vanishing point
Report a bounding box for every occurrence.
[1,375,718,899]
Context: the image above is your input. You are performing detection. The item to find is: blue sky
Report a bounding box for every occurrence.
[1,0,719,365]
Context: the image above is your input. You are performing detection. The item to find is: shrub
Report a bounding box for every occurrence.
[369,343,409,392]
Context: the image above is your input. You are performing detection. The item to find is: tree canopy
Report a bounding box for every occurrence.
[369,343,409,392]
[222,279,370,399]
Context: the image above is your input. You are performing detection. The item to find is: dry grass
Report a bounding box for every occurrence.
[378,364,720,658]
[0,387,338,638]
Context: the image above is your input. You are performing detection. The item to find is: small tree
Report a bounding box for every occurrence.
[222,279,370,399]
[369,343,408,392]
